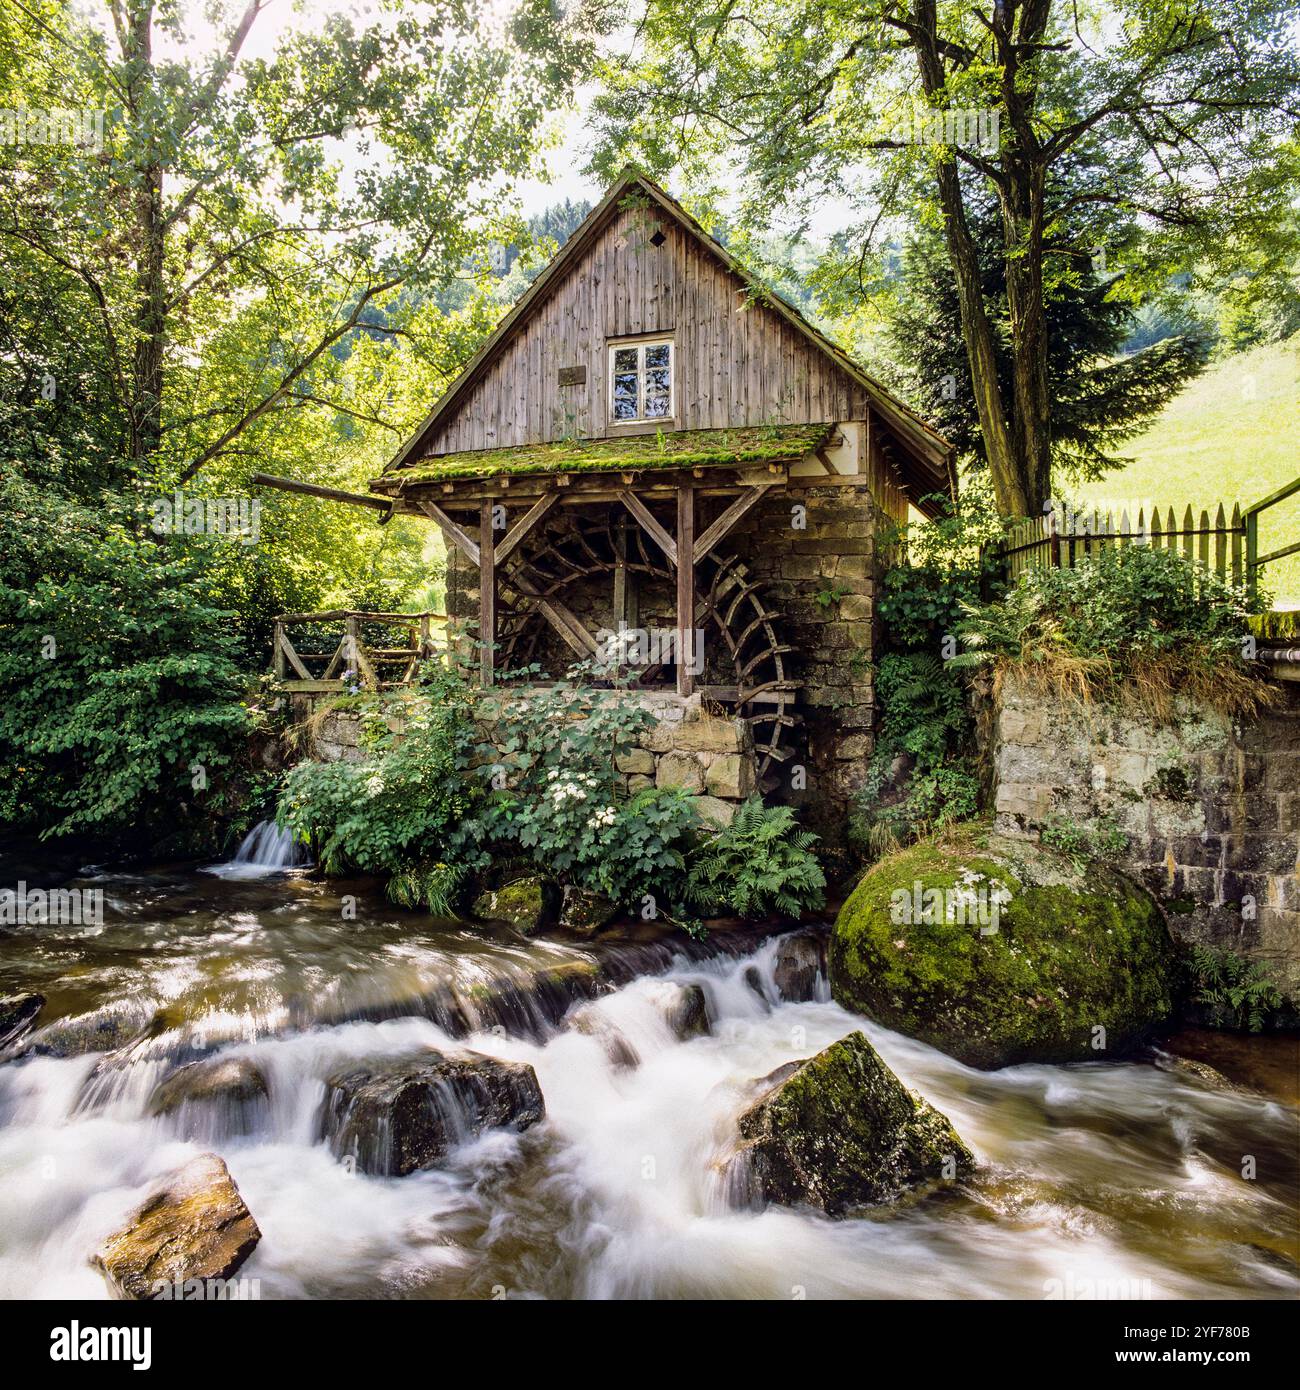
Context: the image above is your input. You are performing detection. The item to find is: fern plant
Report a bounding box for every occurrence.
[1189,945,1284,1033]
[684,798,826,919]
[386,861,471,918]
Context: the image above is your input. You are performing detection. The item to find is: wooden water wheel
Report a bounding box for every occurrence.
[496,508,798,780]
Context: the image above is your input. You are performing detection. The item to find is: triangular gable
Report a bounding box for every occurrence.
[385,170,953,505]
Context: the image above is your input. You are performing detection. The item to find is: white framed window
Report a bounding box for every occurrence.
[608,339,674,423]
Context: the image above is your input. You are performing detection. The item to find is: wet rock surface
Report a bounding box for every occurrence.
[26,1004,151,1058]
[320,1048,546,1176]
[92,1153,261,1299]
[649,981,710,1041]
[558,885,619,936]
[831,832,1176,1068]
[721,1031,974,1215]
[772,931,826,1002]
[148,1057,270,1136]
[0,993,43,1049]
[565,1001,640,1069]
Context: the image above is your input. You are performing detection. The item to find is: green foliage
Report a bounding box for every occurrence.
[1040,813,1130,868]
[852,499,997,855]
[814,580,852,610]
[386,861,472,918]
[881,195,1212,483]
[873,654,972,772]
[0,473,250,842]
[685,798,826,919]
[465,664,701,906]
[875,490,1006,653]
[1189,945,1285,1033]
[277,671,479,875]
[277,661,829,924]
[591,0,1300,512]
[953,544,1267,701]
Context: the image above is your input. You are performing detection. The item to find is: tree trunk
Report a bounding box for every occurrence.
[999,168,1053,516]
[931,156,1031,518]
[911,1,1032,518]
[133,163,165,469]
[124,2,166,473]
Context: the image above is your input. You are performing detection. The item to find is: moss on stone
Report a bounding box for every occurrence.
[472,873,559,934]
[729,1031,974,1213]
[829,831,1177,1069]
[378,423,832,487]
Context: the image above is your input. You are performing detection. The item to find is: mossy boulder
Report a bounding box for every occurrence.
[830,832,1176,1069]
[721,1031,973,1213]
[558,884,619,936]
[472,873,559,935]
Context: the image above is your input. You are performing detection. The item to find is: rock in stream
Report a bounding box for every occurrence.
[93,1153,261,1299]
[148,1057,270,1138]
[319,1048,545,1176]
[0,992,44,1049]
[719,1031,974,1215]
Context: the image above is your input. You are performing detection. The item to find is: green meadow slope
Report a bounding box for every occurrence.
[1074,336,1299,605]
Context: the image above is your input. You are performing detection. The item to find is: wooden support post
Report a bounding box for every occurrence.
[495,492,558,567]
[480,500,496,687]
[1245,508,1259,601]
[414,498,481,566]
[613,515,639,637]
[273,622,287,679]
[676,483,695,697]
[344,615,362,685]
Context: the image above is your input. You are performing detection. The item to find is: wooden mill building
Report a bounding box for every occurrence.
[360,170,954,814]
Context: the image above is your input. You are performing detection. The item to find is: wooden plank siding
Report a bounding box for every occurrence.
[420,205,874,459]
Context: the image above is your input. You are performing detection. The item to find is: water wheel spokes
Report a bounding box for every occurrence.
[494,512,799,776]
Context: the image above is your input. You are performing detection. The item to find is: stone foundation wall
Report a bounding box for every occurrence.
[735,484,879,811]
[309,691,758,826]
[992,675,1300,998]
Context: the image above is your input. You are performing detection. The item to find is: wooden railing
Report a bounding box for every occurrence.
[271,610,448,692]
[1245,476,1300,599]
[993,502,1248,587]
[988,479,1299,597]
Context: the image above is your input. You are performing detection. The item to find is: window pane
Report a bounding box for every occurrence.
[644,375,670,417]
[613,347,639,372]
[613,373,638,420]
[645,343,670,369]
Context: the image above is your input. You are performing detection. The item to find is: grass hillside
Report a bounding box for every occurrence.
[1075,336,1299,605]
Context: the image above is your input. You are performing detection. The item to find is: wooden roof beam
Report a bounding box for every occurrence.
[414,498,481,566]
[694,484,774,565]
[617,488,678,566]
[494,492,559,567]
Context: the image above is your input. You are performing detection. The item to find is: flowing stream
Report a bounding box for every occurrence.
[0,850,1296,1300]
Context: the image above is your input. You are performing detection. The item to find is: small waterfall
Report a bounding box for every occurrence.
[207,820,310,878]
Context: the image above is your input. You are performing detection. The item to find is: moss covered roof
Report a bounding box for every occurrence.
[374,423,832,489]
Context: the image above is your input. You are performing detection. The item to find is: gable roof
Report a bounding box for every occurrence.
[381,169,953,501]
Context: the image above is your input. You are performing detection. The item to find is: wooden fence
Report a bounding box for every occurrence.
[989,477,1299,599]
[271,610,447,693]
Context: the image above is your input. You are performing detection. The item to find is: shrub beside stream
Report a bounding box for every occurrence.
[277,662,826,930]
